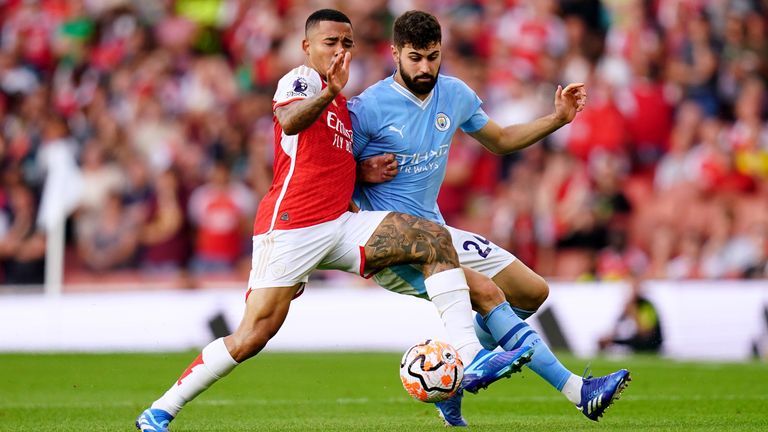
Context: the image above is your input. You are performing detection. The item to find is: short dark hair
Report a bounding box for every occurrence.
[393,10,441,50]
[305,9,352,36]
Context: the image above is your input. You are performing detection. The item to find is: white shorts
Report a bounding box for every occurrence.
[247,211,390,290]
[373,225,517,298]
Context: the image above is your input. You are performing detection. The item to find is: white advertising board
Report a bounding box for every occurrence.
[1,281,766,361]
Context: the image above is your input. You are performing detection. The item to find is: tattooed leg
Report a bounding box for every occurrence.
[362,212,459,277]
[365,213,484,362]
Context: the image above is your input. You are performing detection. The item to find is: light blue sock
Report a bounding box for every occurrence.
[484,302,572,391]
[473,305,536,350]
[473,313,498,350]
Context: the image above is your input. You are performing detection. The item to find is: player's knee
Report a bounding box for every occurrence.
[529,275,549,309]
[470,279,506,316]
[498,271,549,312]
[429,225,459,265]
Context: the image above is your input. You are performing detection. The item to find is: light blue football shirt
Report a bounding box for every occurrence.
[349,74,489,224]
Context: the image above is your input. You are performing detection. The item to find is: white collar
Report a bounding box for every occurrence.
[390,77,434,110]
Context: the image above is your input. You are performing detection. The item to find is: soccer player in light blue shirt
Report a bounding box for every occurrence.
[349,10,630,426]
[350,70,487,225]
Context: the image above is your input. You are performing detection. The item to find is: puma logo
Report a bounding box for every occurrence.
[388,124,405,138]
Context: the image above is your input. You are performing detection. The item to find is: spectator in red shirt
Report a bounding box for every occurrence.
[187,161,255,273]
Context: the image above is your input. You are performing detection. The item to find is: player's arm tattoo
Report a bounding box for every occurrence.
[275,89,336,135]
[363,213,459,278]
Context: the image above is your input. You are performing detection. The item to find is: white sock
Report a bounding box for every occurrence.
[424,268,482,364]
[561,373,583,404]
[151,338,238,416]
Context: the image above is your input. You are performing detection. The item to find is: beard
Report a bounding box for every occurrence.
[398,60,439,95]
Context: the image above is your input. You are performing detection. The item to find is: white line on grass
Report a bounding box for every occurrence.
[2,394,767,410]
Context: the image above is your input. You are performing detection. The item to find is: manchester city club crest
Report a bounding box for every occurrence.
[435,112,451,131]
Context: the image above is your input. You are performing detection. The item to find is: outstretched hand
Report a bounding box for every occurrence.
[553,83,587,125]
[326,50,351,96]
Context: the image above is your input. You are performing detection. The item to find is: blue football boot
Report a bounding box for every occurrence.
[435,388,467,427]
[577,369,631,421]
[435,346,534,427]
[135,408,174,432]
[461,345,534,394]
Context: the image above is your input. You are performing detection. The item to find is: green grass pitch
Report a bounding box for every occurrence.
[1,352,766,431]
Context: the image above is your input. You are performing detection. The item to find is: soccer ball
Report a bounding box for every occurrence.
[399,339,464,403]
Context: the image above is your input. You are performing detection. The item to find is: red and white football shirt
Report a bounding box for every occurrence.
[253,65,356,235]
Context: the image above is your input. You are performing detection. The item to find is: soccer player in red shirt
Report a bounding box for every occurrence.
[135,10,531,431]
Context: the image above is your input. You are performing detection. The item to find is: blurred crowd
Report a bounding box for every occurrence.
[0,0,766,287]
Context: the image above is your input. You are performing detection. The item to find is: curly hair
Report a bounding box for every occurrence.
[393,10,441,50]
